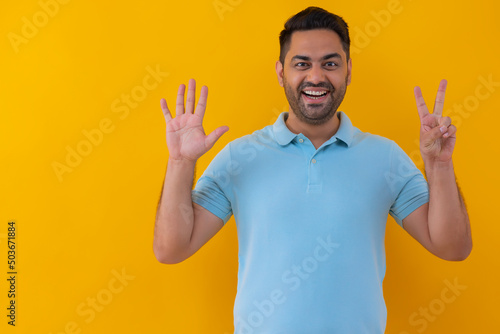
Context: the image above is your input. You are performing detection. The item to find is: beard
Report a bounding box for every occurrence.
[283,75,348,126]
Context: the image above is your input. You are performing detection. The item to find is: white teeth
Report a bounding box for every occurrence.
[303,90,328,96]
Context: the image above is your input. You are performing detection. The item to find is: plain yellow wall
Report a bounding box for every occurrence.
[1,0,499,333]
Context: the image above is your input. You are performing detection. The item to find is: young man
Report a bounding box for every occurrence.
[154,7,472,333]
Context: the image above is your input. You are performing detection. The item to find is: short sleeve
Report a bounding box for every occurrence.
[387,142,429,228]
[191,143,233,225]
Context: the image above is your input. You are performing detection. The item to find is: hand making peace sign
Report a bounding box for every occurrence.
[414,79,457,164]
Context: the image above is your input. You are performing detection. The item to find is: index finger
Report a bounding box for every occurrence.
[432,79,447,117]
[194,85,209,119]
[413,85,429,120]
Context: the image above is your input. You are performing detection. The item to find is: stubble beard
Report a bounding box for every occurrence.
[283,75,348,126]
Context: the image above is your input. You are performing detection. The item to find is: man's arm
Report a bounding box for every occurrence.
[401,80,472,261]
[153,79,229,264]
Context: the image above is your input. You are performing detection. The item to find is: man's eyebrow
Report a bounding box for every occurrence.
[291,53,342,62]
[322,53,342,60]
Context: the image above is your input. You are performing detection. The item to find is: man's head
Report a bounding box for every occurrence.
[279,7,351,66]
[276,7,352,126]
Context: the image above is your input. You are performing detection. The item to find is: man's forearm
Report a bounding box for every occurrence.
[153,158,197,263]
[425,160,472,260]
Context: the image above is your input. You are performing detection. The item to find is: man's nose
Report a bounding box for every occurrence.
[306,64,326,84]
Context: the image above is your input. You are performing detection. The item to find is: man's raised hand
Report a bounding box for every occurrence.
[414,79,457,164]
[161,79,229,162]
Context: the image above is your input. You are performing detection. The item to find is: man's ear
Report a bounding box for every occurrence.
[275,60,284,87]
[347,58,352,86]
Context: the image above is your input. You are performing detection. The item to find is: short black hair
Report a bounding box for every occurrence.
[278,7,351,65]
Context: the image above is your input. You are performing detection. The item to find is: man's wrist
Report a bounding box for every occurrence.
[168,156,197,168]
[423,158,454,180]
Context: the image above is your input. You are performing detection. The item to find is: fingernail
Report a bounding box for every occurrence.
[440,126,447,133]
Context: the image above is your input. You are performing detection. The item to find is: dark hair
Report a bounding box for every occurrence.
[279,7,351,65]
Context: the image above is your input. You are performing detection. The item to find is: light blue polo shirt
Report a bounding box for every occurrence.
[192,111,429,334]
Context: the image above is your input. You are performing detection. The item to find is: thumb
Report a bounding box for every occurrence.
[422,124,445,145]
[205,126,229,149]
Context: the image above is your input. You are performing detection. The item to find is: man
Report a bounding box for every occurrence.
[154,6,472,333]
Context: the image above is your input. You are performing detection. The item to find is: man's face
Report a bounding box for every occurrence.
[276,29,352,125]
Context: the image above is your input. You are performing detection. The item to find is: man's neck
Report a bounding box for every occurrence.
[285,111,341,150]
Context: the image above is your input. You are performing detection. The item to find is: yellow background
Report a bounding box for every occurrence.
[1,0,499,333]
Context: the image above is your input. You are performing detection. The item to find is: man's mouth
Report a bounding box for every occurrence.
[301,89,330,103]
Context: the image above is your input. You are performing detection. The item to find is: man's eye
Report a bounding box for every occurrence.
[325,62,337,67]
[296,62,308,67]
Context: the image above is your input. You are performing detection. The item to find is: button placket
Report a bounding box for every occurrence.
[307,152,322,193]
[296,136,323,193]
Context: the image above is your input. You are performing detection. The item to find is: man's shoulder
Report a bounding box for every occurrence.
[351,127,396,149]
[213,124,279,165]
[350,127,416,166]
[226,124,276,149]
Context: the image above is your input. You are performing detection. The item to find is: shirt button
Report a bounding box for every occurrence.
[298,138,304,143]
[312,159,317,164]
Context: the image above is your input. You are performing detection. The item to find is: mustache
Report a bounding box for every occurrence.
[298,82,334,92]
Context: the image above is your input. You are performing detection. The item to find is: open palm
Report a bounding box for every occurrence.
[161,79,229,162]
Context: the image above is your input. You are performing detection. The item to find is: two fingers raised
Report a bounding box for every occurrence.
[414,79,448,121]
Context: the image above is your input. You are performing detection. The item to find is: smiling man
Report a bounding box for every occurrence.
[154,6,472,333]
[278,28,350,149]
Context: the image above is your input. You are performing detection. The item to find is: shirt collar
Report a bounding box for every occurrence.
[272,111,354,147]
